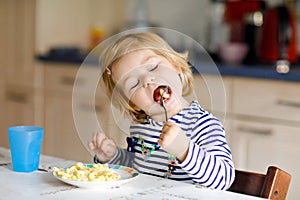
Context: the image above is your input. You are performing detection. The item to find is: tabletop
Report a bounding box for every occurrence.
[0,147,266,200]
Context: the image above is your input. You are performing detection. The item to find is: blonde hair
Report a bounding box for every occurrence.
[100,32,194,123]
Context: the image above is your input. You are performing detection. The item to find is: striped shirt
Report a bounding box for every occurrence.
[96,101,235,190]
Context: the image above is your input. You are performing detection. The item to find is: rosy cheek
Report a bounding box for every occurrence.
[129,92,140,104]
[131,92,149,109]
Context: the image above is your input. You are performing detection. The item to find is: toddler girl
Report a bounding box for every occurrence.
[88,32,235,190]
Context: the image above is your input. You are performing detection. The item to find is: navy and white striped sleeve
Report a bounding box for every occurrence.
[94,147,133,167]
[179,113,235,190]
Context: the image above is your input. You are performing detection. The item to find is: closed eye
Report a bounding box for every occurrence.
[149,64,159,71]
[130,80,140,90]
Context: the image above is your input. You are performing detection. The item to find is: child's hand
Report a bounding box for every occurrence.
[158,121,190,162]
[88,133,117,163]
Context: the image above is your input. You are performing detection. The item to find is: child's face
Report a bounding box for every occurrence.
[111,49,185,121]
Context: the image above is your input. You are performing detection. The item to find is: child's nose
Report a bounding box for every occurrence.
[141,74,155,87]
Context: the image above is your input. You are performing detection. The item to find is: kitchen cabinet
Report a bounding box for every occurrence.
[232,77,300,123]
[0,74,4,147]
[1,0,37,87]
[194,75,300,199]
[0,0,42,148]
[0,85,43,149]
[44,63,91,163]
[43,63,126,163]
[44,92,94,163]
[231,77,300,200]
[231,119,300,199]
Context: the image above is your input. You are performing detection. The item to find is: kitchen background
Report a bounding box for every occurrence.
[1,0,300,199]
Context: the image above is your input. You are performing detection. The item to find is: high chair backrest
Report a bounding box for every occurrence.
[228,166,291,200]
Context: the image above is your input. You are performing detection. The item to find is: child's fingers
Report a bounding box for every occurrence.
[162,121,176,132]
[92,132,98,146]
[93,132,106,148]
[88,141,95,150]
[157,138,163,147]
[159,123,182,149]
[158,130,168,147]
[163,121,175,127]
[101,140,115,156]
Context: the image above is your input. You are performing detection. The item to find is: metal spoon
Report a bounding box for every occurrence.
[160,91,168,122]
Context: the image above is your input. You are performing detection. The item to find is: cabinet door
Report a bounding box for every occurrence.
[231,119,300,199]
[43,63,126,162]
[44,63,92,162]
[0,63,5,147]
[0,0,37,148]
[0,0,36,87]
[44,92,92,163]
[232,77,300,123]
[0,86,41,148]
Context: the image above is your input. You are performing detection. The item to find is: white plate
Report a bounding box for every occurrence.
[52,164,139,189]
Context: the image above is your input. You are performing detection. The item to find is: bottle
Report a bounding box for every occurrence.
[90,26,105,49]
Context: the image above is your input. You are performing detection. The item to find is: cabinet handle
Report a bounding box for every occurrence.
[237,126,272,135]
[60,76,85,86]
[276,99,300,109]
[79,104,103,112]
[6,91,28,104]
[60,76,75,85]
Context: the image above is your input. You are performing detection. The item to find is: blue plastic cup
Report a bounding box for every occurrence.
[8,126,44,172]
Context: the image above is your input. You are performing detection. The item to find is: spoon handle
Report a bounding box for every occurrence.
[160,97,168,122]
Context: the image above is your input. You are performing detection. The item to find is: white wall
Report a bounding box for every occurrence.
[35,0,126,53]
[126,0,210,42]
[35,0,210,54]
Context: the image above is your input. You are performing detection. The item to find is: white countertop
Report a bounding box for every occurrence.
[0,147,265,200]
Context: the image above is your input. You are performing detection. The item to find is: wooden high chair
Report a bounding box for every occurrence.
[228,166,291,200]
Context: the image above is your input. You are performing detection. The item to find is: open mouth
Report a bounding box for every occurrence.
[153,85,172,103]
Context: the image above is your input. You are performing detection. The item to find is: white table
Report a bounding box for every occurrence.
[0,147,265,200]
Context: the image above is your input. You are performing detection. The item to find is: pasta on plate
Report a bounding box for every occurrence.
[52,162,120,182]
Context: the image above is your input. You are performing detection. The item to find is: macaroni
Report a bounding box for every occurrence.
[160,88,170,99]
[53,162,120,182]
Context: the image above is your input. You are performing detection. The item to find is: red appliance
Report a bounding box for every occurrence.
[258,5,298,63]
[224,0,264,43]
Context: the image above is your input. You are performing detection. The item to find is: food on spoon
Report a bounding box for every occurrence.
[153,86,171,103]
[160,88,170,99]
[52,162,120,182]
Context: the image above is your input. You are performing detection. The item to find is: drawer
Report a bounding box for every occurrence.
[230,119,300,199]
[44,63,79,94]
[44,63,104,97]
[232,77,300,123]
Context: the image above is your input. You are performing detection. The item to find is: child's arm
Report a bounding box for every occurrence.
[89,133,133,167]
[179,114,235,190]
[158,121,190,162]
[88,133,117,163]
[159,113,235,190]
